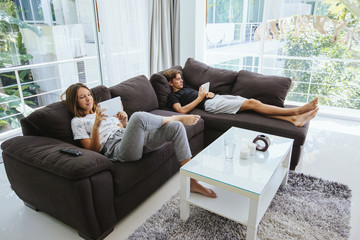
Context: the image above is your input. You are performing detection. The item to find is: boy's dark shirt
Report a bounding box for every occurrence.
[168,87,206,110]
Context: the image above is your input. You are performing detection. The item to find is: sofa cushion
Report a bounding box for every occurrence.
[111,142,174,195]
[231,70,291,107]
[150,65,183,109]
[183,58,238,95]
[91,85,112,103]
[189,108,309,146]
[109,75,159,116]
[21,101,77,145]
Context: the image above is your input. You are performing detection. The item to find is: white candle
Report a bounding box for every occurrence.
[248,142,256,156]
[240,147,249,160]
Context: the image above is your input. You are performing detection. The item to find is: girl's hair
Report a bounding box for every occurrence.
[60,83,97,117]
[163,69,182,82]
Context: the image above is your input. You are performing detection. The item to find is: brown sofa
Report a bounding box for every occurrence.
[1,58,310,240]
[1,75,204,240]
[150,58,310,170]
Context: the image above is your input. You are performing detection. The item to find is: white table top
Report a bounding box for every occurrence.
[181,127,293,195]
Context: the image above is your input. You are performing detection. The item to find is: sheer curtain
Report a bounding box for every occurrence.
[96,0,150,86]
[150,0,180,74]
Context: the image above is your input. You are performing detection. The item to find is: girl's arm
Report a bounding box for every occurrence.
[80,107,106,152]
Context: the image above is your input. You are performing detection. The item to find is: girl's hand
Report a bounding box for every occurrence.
[115,111,128,128]
[94,106,107,129]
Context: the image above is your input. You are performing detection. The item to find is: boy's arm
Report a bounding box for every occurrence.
[172,87,207,114]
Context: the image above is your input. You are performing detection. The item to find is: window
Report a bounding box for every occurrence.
[204,0,360,114]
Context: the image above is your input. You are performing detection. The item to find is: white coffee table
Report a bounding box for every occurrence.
[180,127,294,240]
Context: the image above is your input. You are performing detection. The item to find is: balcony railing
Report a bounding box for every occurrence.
[0,56,101,139]
[209,54,360,119]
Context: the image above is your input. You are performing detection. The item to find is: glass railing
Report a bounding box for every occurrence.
[0,57,101,138]
[208,54,360,118]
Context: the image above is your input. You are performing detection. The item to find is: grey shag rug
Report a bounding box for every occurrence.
[127,171,352,240]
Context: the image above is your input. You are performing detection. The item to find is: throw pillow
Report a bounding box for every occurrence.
[109,75,159,116]
[183,58,237,95]
[231,70,292,107]
[23,102,77,145]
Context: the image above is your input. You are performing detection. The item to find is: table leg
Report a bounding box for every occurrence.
[281,147,292,186]
[180,174,190,221]
[247,198,259,240]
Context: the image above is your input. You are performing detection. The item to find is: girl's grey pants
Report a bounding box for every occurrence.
[102,112,192,162]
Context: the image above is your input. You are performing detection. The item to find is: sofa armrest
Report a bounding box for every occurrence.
[1,136,113,180]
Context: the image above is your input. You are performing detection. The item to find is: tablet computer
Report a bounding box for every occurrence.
[200,82,210,93]
[99,96,122,117]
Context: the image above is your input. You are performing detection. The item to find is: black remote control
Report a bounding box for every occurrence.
[60,148,82,156]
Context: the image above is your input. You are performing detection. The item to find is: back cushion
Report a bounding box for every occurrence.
[91,85,112,103]
[21,101,77,145]
[231,70,292,107]
[109,75,159,116]
[150,65,183,109]
[183,58,237,94]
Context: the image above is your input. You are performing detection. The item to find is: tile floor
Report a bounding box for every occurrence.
[0,115,359,240]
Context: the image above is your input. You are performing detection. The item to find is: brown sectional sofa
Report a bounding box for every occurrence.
[1,58,310,240]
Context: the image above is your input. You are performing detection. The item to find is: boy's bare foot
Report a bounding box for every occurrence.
[172,115,201,125]
[190,179,217,198]
[294,107,319,127]
[298,98,318,114]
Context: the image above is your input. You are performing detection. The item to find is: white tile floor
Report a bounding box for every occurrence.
[0,115,359,240]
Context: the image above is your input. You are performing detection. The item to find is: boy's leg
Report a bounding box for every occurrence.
[239,98,318,116]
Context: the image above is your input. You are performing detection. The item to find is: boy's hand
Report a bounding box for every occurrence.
[206,92,215,99]
[198,86,207,100]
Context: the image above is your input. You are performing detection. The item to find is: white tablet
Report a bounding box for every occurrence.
[99,96,122,117]
[200,82,210,93]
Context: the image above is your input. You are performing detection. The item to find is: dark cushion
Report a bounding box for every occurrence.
[1,136,112,180]
[91,85,111,103]
[183,58,238,94]
[21,101,76,145]
[109,75,159,116]
[111,142,174,195]
[150,65,183,109]
[231,70,291,107]
[189,107,309,146]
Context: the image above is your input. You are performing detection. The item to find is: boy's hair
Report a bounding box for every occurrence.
[163,69,182,82]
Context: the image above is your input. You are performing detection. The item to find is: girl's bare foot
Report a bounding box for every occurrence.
[190,179,217,198]
[294,107,319,127]
[297,98,318,114]
[172,115,201,125]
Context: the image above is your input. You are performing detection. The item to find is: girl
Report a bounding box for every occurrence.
[61,83,217,198]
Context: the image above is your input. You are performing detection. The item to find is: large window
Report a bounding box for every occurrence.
[204,0,360,114]
[0,0,101,137]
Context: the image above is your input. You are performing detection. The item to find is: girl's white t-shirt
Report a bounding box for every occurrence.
[71,113,122,150]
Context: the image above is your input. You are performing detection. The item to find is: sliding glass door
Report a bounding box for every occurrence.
[204,0,360,113]
[0,0,101,136]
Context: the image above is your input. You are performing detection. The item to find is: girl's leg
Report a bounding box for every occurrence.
[239,98,318,116]
[112,112,163,161]
[143,121,192,161]
[112,112,200,161]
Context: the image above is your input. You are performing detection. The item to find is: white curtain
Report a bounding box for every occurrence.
[150,0,180,74]
[96,0,150,86]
